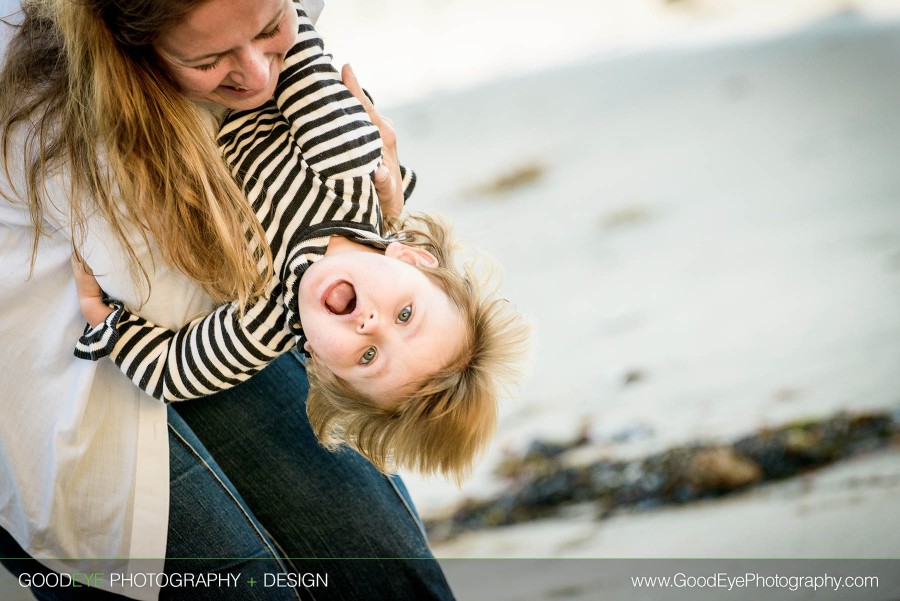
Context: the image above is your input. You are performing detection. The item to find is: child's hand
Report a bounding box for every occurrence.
[342,64,404,219]
[72,257,113,327]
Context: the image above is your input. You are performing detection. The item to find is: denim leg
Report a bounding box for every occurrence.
[0,422,302,601]
[171,350,455,601]
[0,404,327,601]
[164,407,301,601]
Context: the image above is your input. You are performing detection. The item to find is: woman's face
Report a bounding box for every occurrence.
[153,0,298,111]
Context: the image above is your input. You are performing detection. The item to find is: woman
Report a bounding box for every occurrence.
[0,0,453,599]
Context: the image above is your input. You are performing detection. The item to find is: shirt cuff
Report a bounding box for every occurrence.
[74,300,126,361]
[399,164,417,203]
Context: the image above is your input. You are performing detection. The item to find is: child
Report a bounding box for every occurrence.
[75,6,529,481]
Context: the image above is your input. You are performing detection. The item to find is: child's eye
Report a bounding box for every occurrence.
[194,56,223,72]
[361,346,377,365]
[256,24,282,40]
[397,306,412,323]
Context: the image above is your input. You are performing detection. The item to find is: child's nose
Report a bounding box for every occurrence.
[357,310,379,334]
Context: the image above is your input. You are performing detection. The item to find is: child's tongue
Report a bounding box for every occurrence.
[324,281,356,315]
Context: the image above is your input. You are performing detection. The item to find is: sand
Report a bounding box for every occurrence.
[381,8,900,599]
[394,7,900,520]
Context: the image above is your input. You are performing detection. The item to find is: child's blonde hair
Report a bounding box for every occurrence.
[306,212,530,483]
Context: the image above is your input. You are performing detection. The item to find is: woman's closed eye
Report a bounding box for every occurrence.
[360,346,377,365]
[191,24,281,72]
[396,305,412,324]
[256,24,282,40]
[193,56,224,72]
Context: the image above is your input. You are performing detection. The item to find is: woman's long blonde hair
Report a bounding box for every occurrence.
[0,0,271,305]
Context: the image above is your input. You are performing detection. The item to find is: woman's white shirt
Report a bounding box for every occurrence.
[0,2,325,599]
[0,139,211,601]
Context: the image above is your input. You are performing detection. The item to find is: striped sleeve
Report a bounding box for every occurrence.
[274,11,383,181]
[399,164,417,202]
[101,295,294,402]
[275,12,419,207]
[74,300,126,361]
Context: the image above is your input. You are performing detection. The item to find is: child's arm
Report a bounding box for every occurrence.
[272,17,382,181]
[73,267,294,401]
[270,12,416,217]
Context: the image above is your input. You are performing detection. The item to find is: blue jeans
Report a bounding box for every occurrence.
[1,351,455,600]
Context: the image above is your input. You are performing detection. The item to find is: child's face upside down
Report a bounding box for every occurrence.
[297,242,465,406]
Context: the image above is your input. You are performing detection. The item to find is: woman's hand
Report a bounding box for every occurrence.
[72,257,113,328]
[341,64,404,219]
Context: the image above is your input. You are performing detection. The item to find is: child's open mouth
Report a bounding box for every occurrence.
[322,280,357,315]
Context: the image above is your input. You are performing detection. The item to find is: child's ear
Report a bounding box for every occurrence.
[385,242,438,267]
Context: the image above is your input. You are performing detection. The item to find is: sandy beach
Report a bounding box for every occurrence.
[3,1,900,600]
[393,6,900,514]
[386,7,900,599]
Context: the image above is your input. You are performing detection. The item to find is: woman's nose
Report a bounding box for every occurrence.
[230,47,270,90]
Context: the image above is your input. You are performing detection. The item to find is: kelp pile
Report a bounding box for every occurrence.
[426,411,899,541]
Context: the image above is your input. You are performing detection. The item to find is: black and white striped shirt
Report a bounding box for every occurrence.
[74,7,414,402]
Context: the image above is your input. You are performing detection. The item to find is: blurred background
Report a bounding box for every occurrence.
[4,0,900,598]
[318,0,900,570]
